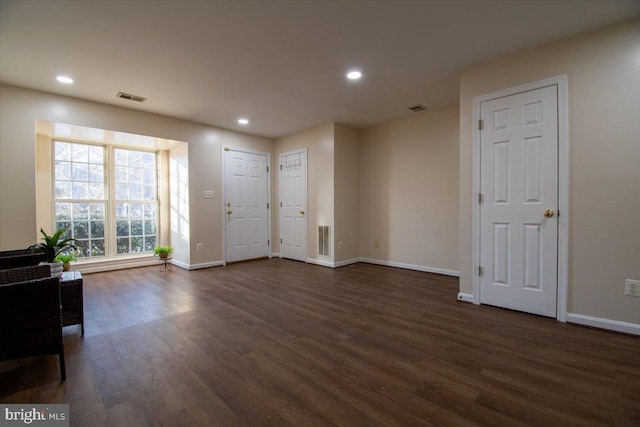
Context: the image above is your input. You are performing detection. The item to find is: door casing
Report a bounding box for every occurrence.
[471,75,569,321]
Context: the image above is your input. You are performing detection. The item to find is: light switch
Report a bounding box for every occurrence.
[203,190,214,199]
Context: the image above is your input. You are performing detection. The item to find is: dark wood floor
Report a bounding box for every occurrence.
[1,258,639,426]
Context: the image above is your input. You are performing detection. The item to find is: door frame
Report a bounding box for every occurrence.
[221,145,272,265]
[278,148,308,262]
[471,75,569,321]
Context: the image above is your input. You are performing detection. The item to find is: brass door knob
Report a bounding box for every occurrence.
[299,210,305,215]
[227,210,232,215]
[544,209,554,218]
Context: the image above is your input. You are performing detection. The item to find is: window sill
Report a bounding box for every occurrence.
[72,254,161,274]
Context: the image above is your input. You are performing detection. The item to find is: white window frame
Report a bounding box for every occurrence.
[52,139,161,260]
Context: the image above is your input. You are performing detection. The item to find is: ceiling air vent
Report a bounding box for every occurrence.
[409,104,426,112]
[117,92,147,103]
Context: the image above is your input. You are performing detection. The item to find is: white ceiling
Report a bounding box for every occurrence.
[1,1,639,139]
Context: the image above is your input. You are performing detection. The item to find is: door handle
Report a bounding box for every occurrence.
[227,210,233,215]
[544,209,554,218]
[299,210,305,215]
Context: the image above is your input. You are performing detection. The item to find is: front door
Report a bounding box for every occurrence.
[279,150,307,262]
[224,149,269,263]
[480,85,558,317]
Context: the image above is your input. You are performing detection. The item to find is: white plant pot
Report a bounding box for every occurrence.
[40,261,64,278]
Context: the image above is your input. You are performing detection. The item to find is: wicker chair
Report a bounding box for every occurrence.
[0,275,66,381]
[0,264,51,284]
[0,249,47,270]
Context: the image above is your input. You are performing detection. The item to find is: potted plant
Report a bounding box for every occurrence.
[29,228,77,278]
[154,245,174,259]
[55,253,76,272]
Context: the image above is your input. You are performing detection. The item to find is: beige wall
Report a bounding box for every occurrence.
[360,106,460,272]
[0,85,274,267]
[334,124,360,263]
[275,123,335,261]
[459,20,640,323]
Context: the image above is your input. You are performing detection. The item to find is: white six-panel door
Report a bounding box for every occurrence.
[224,149,269,263]
[480,85,558,317]
[279,150,307,262]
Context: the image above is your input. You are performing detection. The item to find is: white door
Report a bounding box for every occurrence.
[224,149,270,263]
[480,85,558,317]
[279,150,307,262]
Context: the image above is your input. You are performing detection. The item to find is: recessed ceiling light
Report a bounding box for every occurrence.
[238,118,249,125]
[56,75,74,84]
[346,70,362,80]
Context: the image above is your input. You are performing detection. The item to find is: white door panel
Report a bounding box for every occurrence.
[224,149,269,262]
[480,85,558,317]
[280,150,307,262]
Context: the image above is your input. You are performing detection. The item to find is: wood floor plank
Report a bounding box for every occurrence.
[1,258,639,425]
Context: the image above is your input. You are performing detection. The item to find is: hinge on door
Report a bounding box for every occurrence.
[267,203,269,209]
[479,266,484,276]
[268,240,270,246]
[478,120,484,130]
[478,193,483,204]
[280,201,282,207]
[280,164,283,171]
[267,166,269,172]
[557,210,560,217]
[280,238,283,244]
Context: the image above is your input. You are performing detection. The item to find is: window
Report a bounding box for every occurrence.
[53,141,158,259]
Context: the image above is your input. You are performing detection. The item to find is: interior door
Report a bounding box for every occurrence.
[224,149,269,263]
[279,150,307,262]
[480,85,558,317]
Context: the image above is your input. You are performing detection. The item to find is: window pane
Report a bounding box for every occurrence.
[55,181,71,199]
[131,220,143,236]
[55,162,72,181]
[55,142,71,161]
[129,184,142,200]
[144,220,156,235]
[56,222,71,238]
[76,240,90,257]
[131,236,144,252]
[128,151,142,167]
[89,203,105,220]
[144,236,156,251]
[115,149,127,166]
[72,163,88,181]
[88,146,103,164]
[130,204,143,219]
[116,220,130,237]
[89,165,104,182]
[128,167,142,184]
[91,239,105,256]
[89,183,104,200]
[73,203,89,220]
[143,204,156,219]
[91,221,104,238]
[116,203,129,219]
[73,221,89,239]
[117,238,130,254]
[72,182,89,199]
[71,143,88,163]
[143,185,156,200]
[115,183,129,200]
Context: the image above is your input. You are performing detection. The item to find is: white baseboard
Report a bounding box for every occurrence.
[566,313,640,336]
[334,258,361,268]
[270,252,280,258]
[306,258,335,268]
[75,258,160,274]
[188,260,224,270]
[457,292,475,303]
[170,259,189,270]
[359,258,460,277]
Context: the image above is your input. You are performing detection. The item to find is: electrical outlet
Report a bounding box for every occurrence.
[625,279,640,297]
[374,240,380,248]
[203,190,214,199]
[196,243,203,251]
[338,241,343,249]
